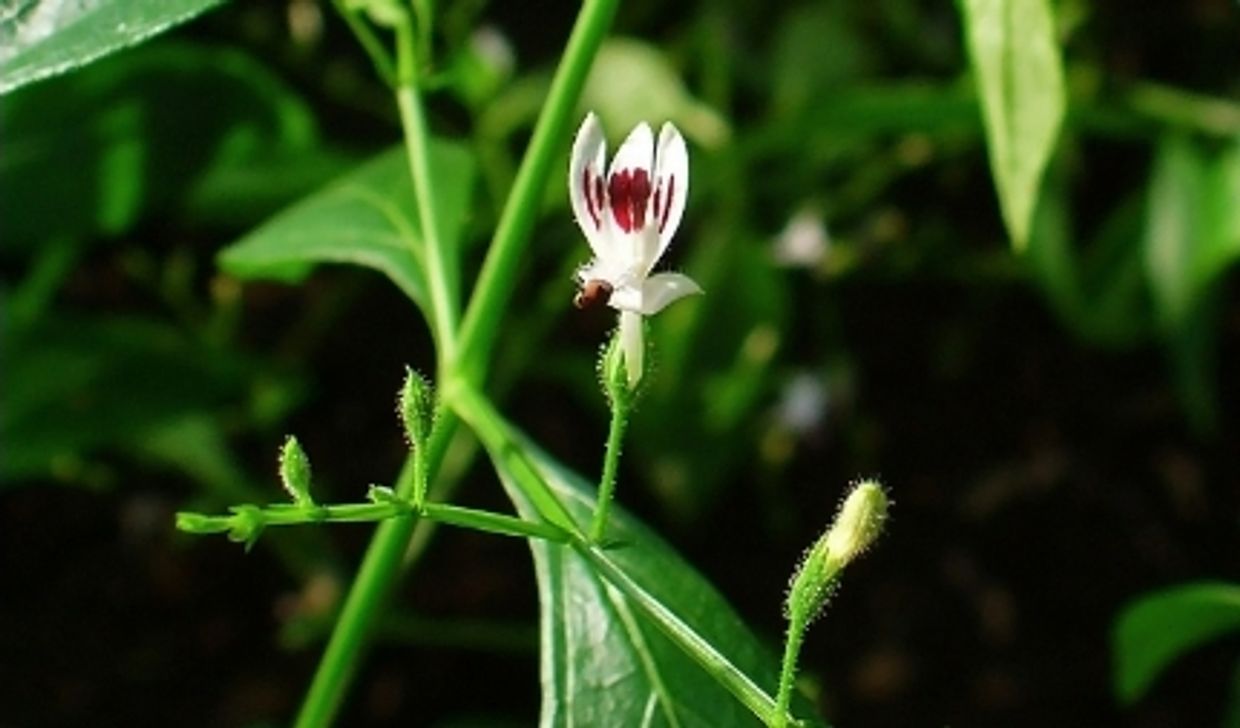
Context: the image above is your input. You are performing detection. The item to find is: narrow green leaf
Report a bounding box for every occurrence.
[490,430,821,727]
[217,142,474,310]
[1144,135,1203,330]
[1113,582,1240,704]
[0,0,225,95]
[1192,139,1240,291]
[960,0,1066,250]
[1141,135,1240,429]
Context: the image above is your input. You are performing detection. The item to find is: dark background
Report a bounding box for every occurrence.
[2,1,1238,726]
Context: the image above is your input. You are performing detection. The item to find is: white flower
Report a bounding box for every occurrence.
[569,112,702,387]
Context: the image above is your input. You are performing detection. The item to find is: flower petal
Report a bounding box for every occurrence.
[618,309,644,388]
[606,122,655,255]
[569,113,615,266]
[643,122,689,274]
[639,272,702,315]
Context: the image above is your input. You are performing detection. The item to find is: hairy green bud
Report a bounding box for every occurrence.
[785,479,889,623]
[279,435,314,508]
[398,367,435,451]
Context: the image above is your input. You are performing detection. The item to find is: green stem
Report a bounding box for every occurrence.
[589,389,629,542]
[395,18,459,365]
[447,380,582,536]
[178,497,564,543]
[424,502,569,542]
[294,411,454,728]
[296,0,619,722]
[773,609,808,728]
[332,1,396,84]
[453,0,620,383]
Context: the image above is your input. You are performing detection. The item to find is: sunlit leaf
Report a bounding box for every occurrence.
[493,432,821,727]
[0,0,225,95]
[1113,581,1240,704]
[217,142,474,310]
[960,0,1066,250]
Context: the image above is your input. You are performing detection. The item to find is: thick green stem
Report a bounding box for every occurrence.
[447,379,581,536]
[453,0,620,383]
[297,0,620,722]
[589,390,629,542]
[294,411,455,728]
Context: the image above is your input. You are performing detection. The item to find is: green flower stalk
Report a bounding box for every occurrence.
[774,479,890,727]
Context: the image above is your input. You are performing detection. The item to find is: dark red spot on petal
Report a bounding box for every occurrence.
[609,168,652,233]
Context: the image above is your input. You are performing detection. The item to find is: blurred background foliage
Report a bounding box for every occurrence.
[1,0,1237,726]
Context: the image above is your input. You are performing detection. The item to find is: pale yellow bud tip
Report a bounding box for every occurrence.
[824,479,888,566]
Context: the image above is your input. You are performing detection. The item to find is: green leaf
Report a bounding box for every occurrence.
[493,433,821,727]
[0,313,251,483]
[0,42,319,248]
[217,142,474,309]
[1024,164,1151,348]
[582,38,729,149]
[1144,135,1204,330]
[0,0,225,95]
[960,0,1066,250]
[1113,581,1240,704]
[1141,135,1240,430]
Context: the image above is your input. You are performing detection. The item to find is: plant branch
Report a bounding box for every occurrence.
[453,0,620,385]
[395,18,460,364]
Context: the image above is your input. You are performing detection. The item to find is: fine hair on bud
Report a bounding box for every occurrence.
[824,478,889,567]
[279,435,314,507]
[784,478,890,625]
[398,366,435,448]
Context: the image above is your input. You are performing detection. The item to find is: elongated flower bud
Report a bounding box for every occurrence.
[824,479,888,566]
[279,435,314,508]
[398,367,435,451]
[785,479,889,623]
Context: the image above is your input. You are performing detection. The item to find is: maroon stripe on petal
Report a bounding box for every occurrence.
[582,169,600,228]
[658,175,676,233]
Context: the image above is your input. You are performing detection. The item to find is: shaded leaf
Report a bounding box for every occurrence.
[217,142,474,310]
[0,42,318,248]
[0,313,252,483]
[1113,581,1240,704]
[0,0,224,95]
[960,0,1066,250]
[1142,135,1240,430]
[583,38,729,149]
[494,432,820,727]
[1144,135,1203,330]
[1025,164,1151,348]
